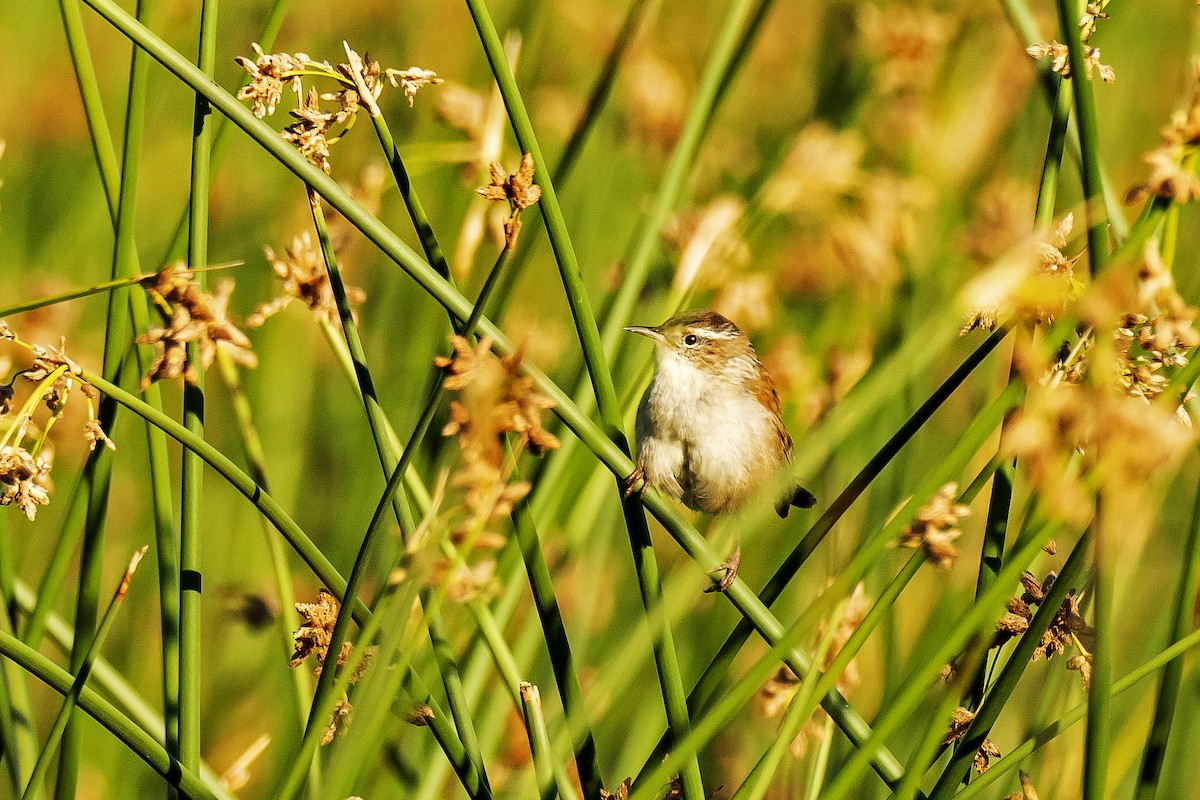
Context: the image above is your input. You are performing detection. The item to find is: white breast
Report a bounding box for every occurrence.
[640,350,783,513]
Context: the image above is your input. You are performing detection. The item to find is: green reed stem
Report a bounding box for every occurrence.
[0,514,33,794]
[178,0,217,782]
[0,631,232,800]
[511,490,602,800]
[520,684,559,800]
[820,513,1063,800]
[363,93,456,303]
[1083,496,1114,800]
[960,622,1200,798]
[22,549,146,800]
[1056,0,1109,276]
[927,532,1089,799]
[463,0,701,794]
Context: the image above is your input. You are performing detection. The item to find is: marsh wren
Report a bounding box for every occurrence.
[624,310,816,518]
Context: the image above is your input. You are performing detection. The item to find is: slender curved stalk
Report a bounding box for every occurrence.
[0,275,157,319]
[22,548,147,800]
[0,630,233,800]
[926,534,1089,799]
[1132,447,1200,797]
[959,624,1200,799]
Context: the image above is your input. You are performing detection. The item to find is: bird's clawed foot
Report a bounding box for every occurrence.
[622,465,647,501]
[705,542,742,594]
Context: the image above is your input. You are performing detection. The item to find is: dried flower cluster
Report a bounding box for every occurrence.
[0,444,51,521]
[1128,58,1200,204]
[475,153,542,249]
[993,571,1092,682]
[289,589,375,744]
[1002,241,1198,524]
[236,43,441,173]
[899,482,970,569]
[1027,3,1114,84]
[960,213,1081,335]
[0,323,113,521]
[249,231,366,328]
[758,583,871,758]
[137,264,256,389]
[434,335,559,578]
[943,706,1002,774]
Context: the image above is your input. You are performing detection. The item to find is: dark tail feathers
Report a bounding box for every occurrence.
[776,485,817,518]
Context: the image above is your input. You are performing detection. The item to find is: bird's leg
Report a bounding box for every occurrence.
[621,465,646,500]
[705,539,742,594]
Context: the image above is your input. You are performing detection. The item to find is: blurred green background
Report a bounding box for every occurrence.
[2,0,1200,798]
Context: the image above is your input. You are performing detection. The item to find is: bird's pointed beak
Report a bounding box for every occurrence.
[624,325,666,343]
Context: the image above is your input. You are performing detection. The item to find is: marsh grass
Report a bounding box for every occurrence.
[2,0,1200,799]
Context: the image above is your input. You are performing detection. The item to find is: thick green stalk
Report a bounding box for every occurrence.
[1056,0,1109,275]
[22,549,146,800]
[0,631,231,800]
[927,534,1089,799]
[178,0,217,780]
[463,3,702,795]
[519,684,558,800]
[57,1,159,792]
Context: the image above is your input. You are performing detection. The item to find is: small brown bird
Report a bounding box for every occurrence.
[624,310,816,518]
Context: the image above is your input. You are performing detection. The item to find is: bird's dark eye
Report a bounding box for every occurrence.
[683,334,699,346]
